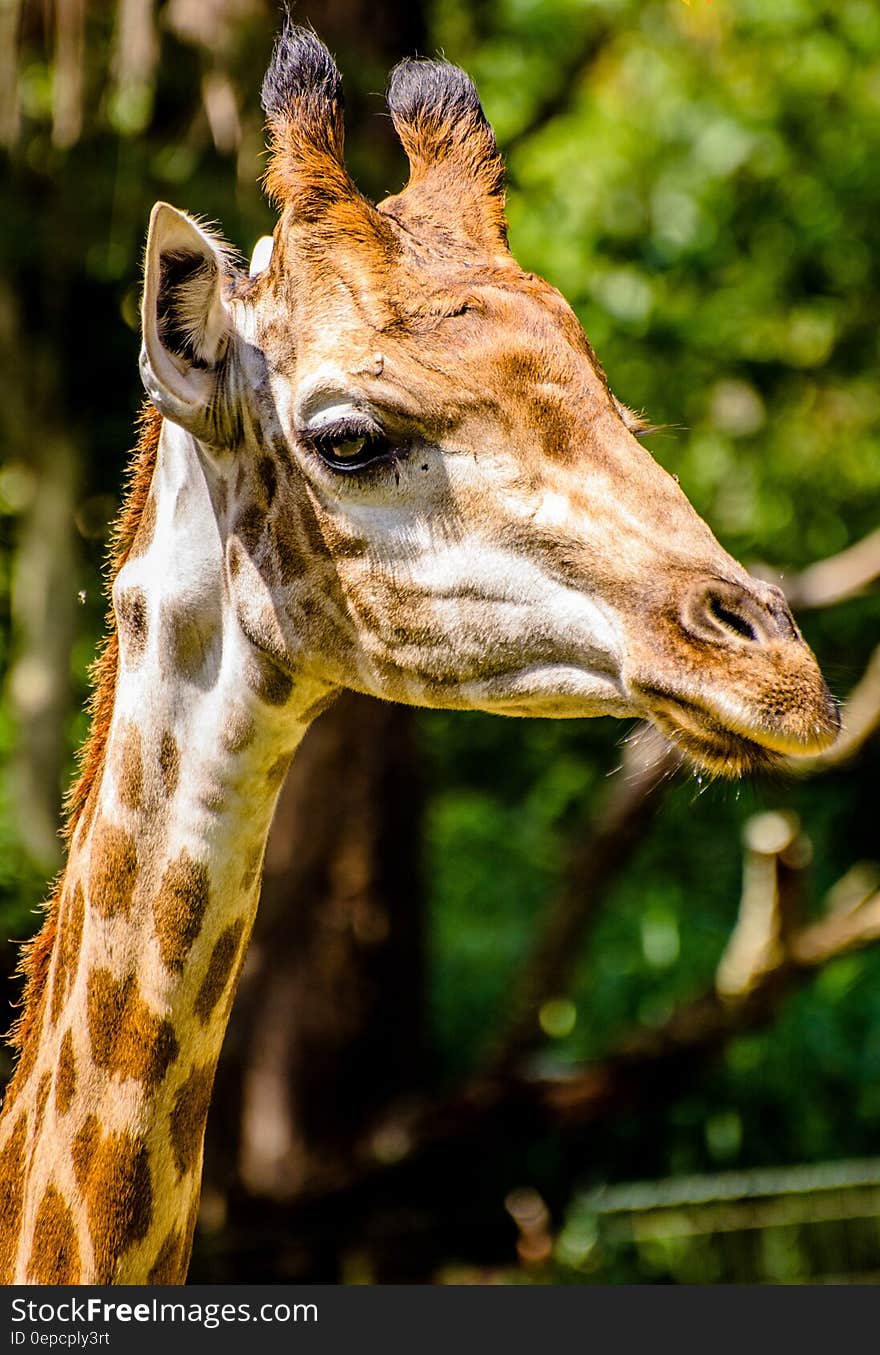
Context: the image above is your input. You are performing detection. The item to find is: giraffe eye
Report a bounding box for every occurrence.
[308,421,394,473]
[332,435,369,460]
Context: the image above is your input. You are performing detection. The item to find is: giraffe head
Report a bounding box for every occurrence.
[139,26,838,776]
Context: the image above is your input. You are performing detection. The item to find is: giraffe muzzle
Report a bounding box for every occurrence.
[625,575,841,774]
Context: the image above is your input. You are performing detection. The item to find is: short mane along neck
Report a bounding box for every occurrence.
[0,412,330,1283]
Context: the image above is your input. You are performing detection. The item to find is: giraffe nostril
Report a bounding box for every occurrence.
[681,580,790,648]
[705,594,759,644]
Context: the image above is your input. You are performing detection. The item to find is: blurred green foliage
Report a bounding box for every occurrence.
[0,0,878,1283]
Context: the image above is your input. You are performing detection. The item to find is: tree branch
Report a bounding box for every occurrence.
[503,20,613,159]
[776,527,880,611]
[357,816,880,1162]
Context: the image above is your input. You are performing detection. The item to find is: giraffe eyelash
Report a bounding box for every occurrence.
[302,417,400,474]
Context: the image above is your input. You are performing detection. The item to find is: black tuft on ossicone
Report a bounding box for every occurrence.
[261,21,343,121]
[386,58,490,139]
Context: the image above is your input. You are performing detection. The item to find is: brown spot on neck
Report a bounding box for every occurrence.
[34,1070,52,1137]
[147,1227,185,1284]
[161,600,222,689]
[50,879,85,1026]
[153,851,210,973]
[169,1064,215,1178]
[234,504,264,554]
[184,1192,200,1263]
[72,1113,100,1188]
[81,1129,153,1283]
[89,821,138,917]
[239,845,263,893]
[0,1115,28,1283]
[194,919,245,1025]
[266,752,292,788]
[246,651,293,706]
[116,586,149,667]
[87,969,179,1086]
[159,731,180,797]
[222,712,255,753]
[55,1029,77,1116]
[117,722,144,810]
[27,1185,81,1284]
[77,783,101,842]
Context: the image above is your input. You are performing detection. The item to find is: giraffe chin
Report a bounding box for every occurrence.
[647,698,842,778]
[649,709,783,779]
[635,668,841,777]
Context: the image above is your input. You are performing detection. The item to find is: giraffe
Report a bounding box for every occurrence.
[0,25,838,1285]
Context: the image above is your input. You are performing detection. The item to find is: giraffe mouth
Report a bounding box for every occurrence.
[647,705,781,778]
[637,686,835,778]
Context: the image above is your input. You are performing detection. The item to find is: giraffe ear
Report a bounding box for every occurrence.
[140,202,233,423]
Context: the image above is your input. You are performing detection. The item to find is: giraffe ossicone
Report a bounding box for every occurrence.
[0,24,837,1285]
[249,235,274,277]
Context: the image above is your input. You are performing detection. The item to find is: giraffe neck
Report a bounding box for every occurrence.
[0,419,333,1283]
